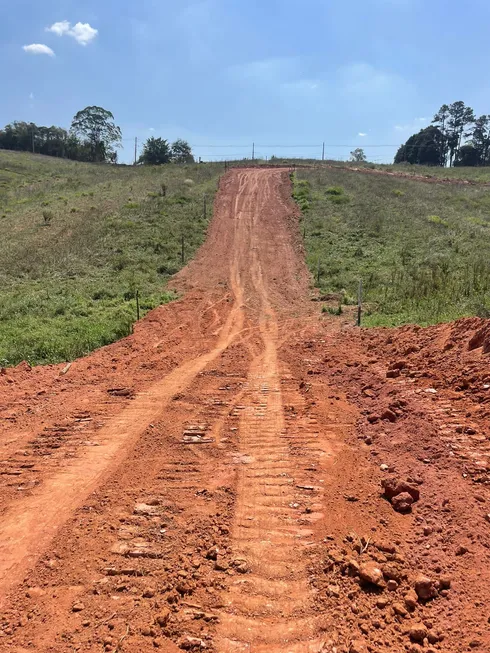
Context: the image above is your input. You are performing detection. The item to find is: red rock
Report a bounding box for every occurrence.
[439,575,451,589]
[392,492,415,513]
[214,558,229,571]
[381,563,403,582]
[381,477,420,502]
[381,409,397,422]
[414,574,437,600]
[359,561,385,587]
[409,624,428,643]
[205,546,218,560]
[155,609,170,626]
[392,602,409,617]
[404,589,418,610]
[427,630,440,644]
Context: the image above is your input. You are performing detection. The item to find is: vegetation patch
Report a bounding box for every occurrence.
[0,150,221,365]
[427,215,449,227]
[294,166,490,327]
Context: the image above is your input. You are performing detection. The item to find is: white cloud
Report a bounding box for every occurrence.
[69,23,98,45]
[46,21,98,46]
[358,132,367,137]
[149,127,155,132]
[47,20,71,36]
[23,43,55,57]
[29,92,34,100]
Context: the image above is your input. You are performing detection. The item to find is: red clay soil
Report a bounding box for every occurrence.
[0,168,489,653]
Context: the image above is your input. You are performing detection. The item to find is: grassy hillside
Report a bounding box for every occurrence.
[354,162,490,183]
[294,166,490,326]
[0,151,221,365]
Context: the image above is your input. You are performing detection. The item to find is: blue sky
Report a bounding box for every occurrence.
[2,0,490,163]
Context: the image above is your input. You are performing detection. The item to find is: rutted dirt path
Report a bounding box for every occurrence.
[0,168,489,653]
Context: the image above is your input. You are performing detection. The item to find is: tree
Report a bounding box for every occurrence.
[446,101,475,166]
[469,115,490,165]
[394,127,445,166]
[454,144,479,167]
[350,148,367,162]
[432,104,450,166]
[171,139,194,163]
[139,137,172,165]
[70,106,122,163]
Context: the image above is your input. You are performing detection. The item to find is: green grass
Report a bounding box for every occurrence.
[0,150,222,365]
[293,167,490,326]
[373,162,490,183]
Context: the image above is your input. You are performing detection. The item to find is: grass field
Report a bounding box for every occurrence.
[372,162,490,183]
[0,151,221,366]
[293,166,490,326]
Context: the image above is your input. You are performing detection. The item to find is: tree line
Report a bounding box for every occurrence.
[395,101,490,167]
[0,106,194,165]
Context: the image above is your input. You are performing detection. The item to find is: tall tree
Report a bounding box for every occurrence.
[70,106,122,163]
[469,115,490,165]
[139,137,172,165]
[447,101,475,166]
[171,139,194,163]
[432,104,450,166]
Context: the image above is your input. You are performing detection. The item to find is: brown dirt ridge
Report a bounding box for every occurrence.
[0,167,489,653]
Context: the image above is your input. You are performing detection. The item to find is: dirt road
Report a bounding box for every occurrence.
[0,168,489,652]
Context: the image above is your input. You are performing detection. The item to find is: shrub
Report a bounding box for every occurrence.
[427,215,448,227]
[42,209,54,225]
[326,186,344,196]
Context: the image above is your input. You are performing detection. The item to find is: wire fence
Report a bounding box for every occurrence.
[119,139,399,164]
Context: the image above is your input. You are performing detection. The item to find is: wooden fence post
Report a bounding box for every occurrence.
[357,279,363,327]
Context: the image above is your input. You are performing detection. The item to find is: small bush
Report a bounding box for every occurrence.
[392,189,405,197]
[427,215,448,227]
[326,186,344,196]
[42,209,53,225]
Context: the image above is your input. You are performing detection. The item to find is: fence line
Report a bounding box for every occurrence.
[123,139,398,164]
